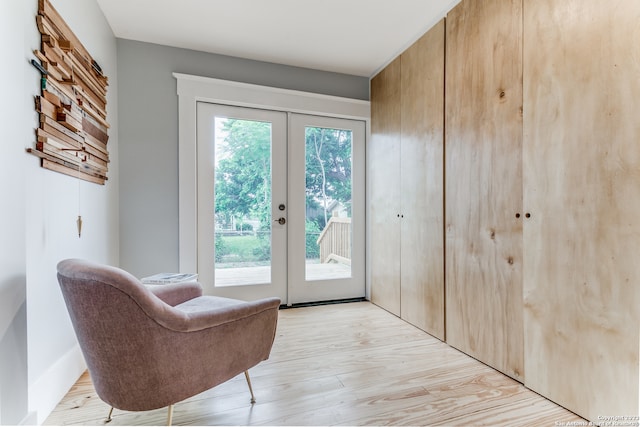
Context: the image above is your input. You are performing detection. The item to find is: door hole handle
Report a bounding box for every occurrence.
[274,217,286,225]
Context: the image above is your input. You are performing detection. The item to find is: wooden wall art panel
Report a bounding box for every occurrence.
[444,0,524,381]
[523,0,640,420]
[28,0,110,185]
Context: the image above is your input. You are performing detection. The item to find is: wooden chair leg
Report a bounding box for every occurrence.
[167,404,174,426]
[106,406,114,423]
[244,370,256,404]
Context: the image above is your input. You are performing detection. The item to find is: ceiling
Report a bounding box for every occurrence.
[96,0,460,78]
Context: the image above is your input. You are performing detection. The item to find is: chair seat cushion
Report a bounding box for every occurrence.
[173,296,245,314]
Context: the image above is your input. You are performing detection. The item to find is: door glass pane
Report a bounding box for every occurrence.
[305,126,352,280]
[214,117,272,286]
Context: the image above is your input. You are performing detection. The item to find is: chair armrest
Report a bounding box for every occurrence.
[160,296,281,332]
[146,282,203,306]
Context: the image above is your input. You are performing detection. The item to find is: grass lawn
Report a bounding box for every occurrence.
[217,234,269,264]
[216,232,321,268]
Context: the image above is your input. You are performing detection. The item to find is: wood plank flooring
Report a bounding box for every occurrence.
[44,302,584,426]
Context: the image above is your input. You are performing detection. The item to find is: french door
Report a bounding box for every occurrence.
[196,102,365,304]
[288,114,365,304]
[197,104,287,301]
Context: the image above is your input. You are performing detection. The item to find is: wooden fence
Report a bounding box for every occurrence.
[316,217,351,265]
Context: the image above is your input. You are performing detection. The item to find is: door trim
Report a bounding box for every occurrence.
[175,73,370,293]
[288,113,366,304]
[196,103,288,301]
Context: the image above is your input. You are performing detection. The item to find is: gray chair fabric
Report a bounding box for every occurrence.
[57,258,280,412]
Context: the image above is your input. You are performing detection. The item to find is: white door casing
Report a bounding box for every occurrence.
[196,103,288,301]
[176,73,370,304]
[288,114,366,304]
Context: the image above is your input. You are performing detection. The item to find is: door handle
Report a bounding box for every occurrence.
[274,217,286,225]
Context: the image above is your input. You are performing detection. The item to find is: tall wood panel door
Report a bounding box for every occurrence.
[369,57,401,316]
[445,0,524,381]
[523,0,640,420]
[400,21,445,339]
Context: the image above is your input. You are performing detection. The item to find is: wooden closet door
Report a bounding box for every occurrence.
[370,57,401,316]
[400,20,445,339]
[523,0,640,420]
[445,0,524,381]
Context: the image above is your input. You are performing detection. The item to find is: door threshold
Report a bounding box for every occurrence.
[280,297,366,310]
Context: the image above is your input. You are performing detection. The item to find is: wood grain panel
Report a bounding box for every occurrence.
[523,0,640,420]
[400,20,445,339]
[445,0,524,381]
[369,58,402,316]
[31,0,110,184]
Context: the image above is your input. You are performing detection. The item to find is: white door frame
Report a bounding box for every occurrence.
[196,103,288,301]
[175,73,370,302]
[288,113,366,304]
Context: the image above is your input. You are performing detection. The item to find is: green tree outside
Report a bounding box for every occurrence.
[305,127,352,229]
[215,118,272,232]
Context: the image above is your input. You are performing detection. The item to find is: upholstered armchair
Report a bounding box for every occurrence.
[57,259,280,425]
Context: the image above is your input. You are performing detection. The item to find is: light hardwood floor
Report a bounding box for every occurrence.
[45,302,584,426]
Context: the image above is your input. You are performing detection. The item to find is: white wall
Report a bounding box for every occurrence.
[0,1,29,423]
[0,0,119,424]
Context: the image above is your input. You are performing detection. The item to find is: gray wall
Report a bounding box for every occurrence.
[117,39,370,277]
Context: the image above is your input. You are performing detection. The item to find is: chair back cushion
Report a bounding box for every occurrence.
[57,259,183,409]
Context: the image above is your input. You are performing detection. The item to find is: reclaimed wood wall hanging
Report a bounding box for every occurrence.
[28,0,110,185]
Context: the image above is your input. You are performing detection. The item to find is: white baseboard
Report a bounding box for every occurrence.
[19,411,37,426]
[29,344,86,425]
